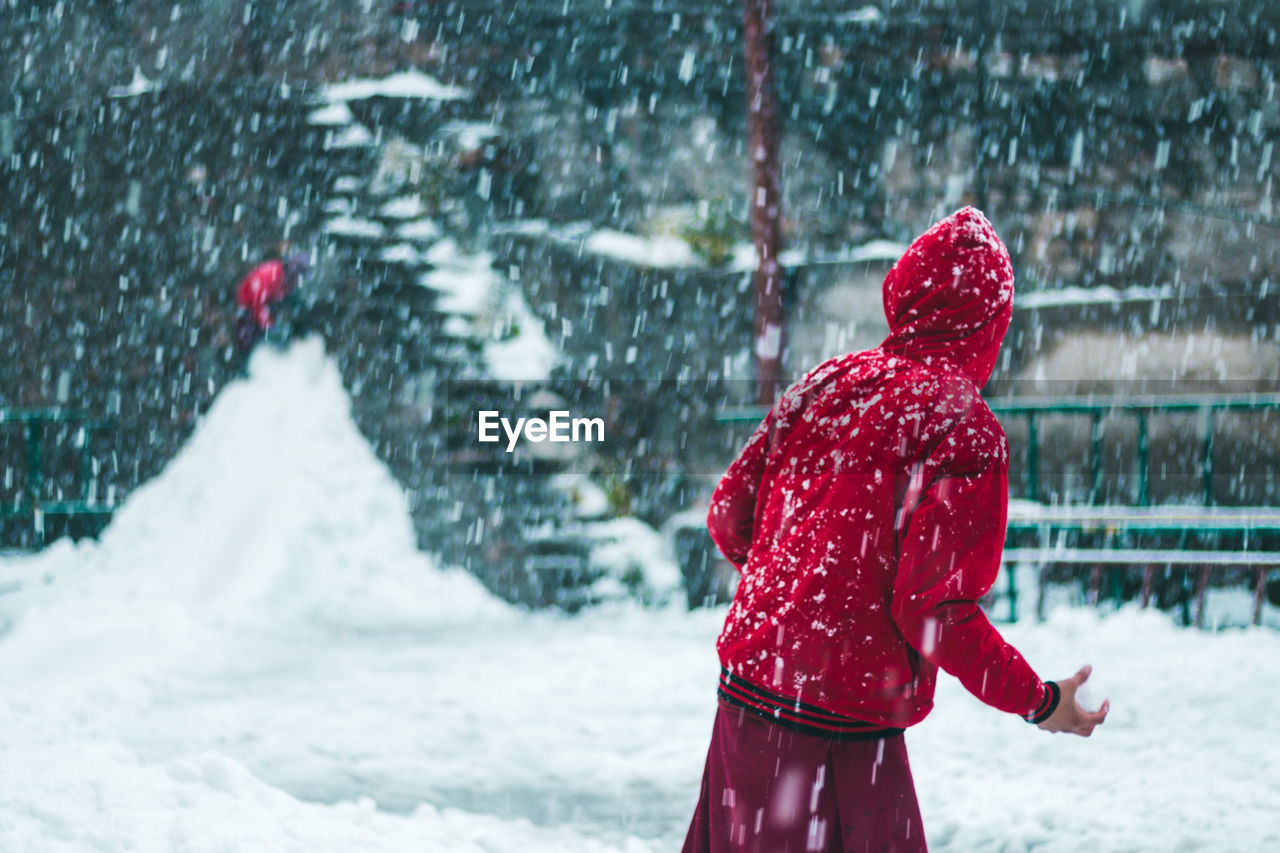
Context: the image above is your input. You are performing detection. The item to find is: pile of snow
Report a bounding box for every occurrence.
[0,340,505,682]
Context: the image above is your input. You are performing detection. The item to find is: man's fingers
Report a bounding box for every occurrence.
[1060,664,1093,690]
[1075,701,1109,734]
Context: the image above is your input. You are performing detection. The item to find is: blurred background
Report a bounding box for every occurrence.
[3,0,1280,615]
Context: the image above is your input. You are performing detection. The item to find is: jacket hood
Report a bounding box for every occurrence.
[879,206,1014,386]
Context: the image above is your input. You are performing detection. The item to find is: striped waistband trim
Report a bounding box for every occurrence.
[717,667,904,742]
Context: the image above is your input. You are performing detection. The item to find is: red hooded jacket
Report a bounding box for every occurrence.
[236,259,290,330]
[708,207,1057,735]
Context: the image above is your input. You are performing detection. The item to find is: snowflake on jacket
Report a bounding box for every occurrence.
[708,206,1051,729]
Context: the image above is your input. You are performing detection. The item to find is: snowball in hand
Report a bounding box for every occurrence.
[1075,673,1107,713]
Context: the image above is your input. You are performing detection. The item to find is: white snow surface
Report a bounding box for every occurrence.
[1,343,1279,851]
[378,196,431,220]
[439,121,502,151]
[417,239,557,381]
[321,71,469,103]
[378,243,430,267]
[395,218,443,243]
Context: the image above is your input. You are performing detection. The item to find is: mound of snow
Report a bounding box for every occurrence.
[0,340,505,684]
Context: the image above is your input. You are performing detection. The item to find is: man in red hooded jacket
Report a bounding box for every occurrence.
[234,251,310,352]
[683,207,1108,853]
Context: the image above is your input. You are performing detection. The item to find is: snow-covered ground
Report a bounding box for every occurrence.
[2,342,1278,852]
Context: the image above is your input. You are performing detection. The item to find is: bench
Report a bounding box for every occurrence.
[1004,504,1280,627]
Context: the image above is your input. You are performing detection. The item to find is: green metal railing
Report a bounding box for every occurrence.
[1,408,115,543]
[716,392,1280,507]
[984,393,1280,506]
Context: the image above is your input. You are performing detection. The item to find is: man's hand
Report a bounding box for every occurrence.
[1038,664,1109,736]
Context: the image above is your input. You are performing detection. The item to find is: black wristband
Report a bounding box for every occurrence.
[1025,681,1061,724]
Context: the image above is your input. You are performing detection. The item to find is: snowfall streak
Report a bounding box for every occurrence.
[477,410,605,452]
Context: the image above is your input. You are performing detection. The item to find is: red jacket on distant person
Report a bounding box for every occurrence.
[707,206,1057,734]
[236,259,291,331]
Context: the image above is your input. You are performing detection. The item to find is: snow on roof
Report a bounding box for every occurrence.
[322,216,386,239]
[332,176,363,194]
[325,124,375,150]
[379,196,430,220]
[396,219,443,242]
[582,229,703,269]
[437,121,502,150]
[836,6,884,24]
[307,102,356,126]
[378,243,429,266]
[321,71,469,104]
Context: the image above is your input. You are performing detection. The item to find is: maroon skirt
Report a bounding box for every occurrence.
[682,699,927,853]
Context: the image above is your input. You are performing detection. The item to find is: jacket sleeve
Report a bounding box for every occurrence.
[890,435,1056,722]
[706,410,774,569]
